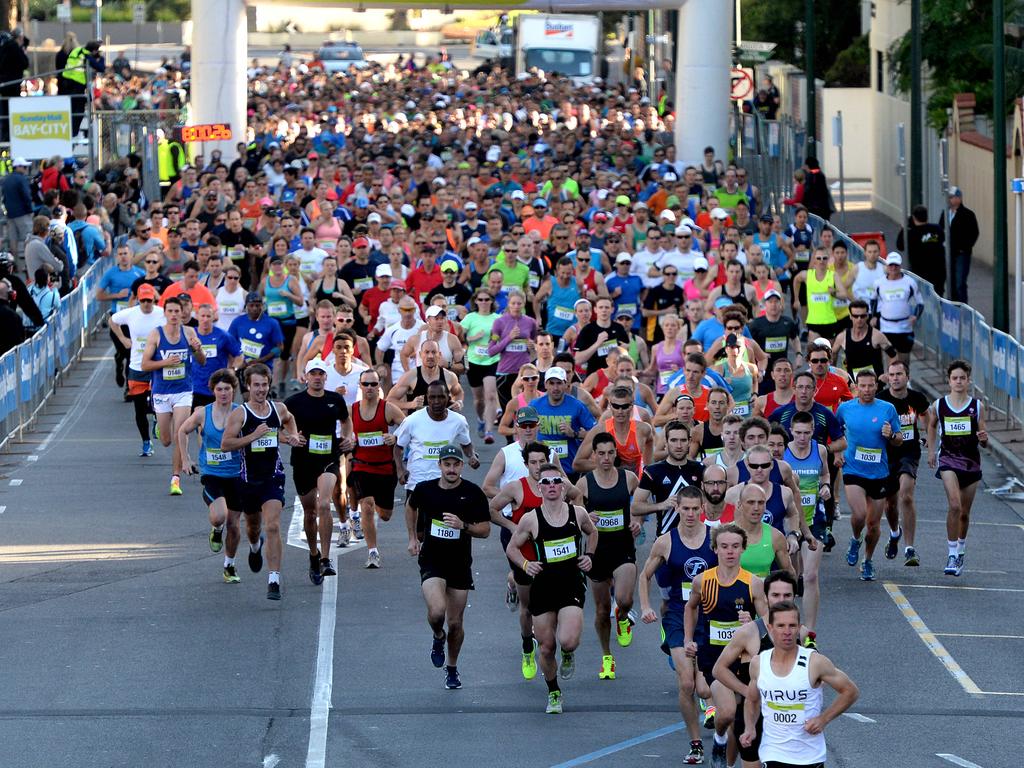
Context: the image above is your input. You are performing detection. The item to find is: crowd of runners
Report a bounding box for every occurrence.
[81,55,996,768]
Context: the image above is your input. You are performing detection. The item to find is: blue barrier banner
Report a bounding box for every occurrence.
[0,352,12,422]
[993,332,1010,393]
[1009,339,1019,398]
[958,306,974,361]
[32,334,44,395]
[57,301,70,369]
[18,343,31,402]
[974,319,991,394]
[940,300,961,358]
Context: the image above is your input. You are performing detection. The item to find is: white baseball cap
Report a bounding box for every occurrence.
[885,252,903,266]
[12,157,29,168]
[367,212,382,224]
[375,264,393,277]
[615,252,633,264]
[466,236,482,247]
[510,190,526,201]
[304,358,329,374]
[693,256,710,271]
[674,225,692,236]
[711,207,728,220]
[425,305,445,318]
[659,210,676,222]
[545,366,567,382]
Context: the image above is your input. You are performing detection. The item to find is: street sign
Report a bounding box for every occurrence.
[737,40,777,63]
[133,2,145,24]
[730,67,754,101]
[57,3,72,22]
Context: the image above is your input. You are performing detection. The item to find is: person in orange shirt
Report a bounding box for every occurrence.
[654,352,712,425]
[237,178,264,229]
[522,198,558,241]
[160,259,219,311]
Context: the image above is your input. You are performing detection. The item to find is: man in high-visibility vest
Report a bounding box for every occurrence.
[60,39,105,135]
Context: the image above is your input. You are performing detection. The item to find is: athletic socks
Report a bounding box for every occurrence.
[957,538,966,555]
[250,539,262,553]
[713,732,728,746]
[889,526,901,538]
[268,571,280,584]
[948,540,958,557]
[224,556,234,568]
[522,635,535,654]
[546,678,560,693]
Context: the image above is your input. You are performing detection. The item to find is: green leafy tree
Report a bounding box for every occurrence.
[890,0,1024,130]
[741,0,864,84]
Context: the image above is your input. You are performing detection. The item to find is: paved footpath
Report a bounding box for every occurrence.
[0,336,1021,768]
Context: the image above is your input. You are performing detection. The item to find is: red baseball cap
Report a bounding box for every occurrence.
[353,236,370,248]
[137,284,157,300]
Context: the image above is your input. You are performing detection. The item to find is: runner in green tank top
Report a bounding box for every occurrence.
[733,484,795,578]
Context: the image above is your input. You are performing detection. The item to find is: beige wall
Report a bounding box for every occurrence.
[821,87,874,179]
[870,92,911,223]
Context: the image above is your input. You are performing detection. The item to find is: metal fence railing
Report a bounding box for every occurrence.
[0,256,111,450]
[801,212,1023,429]
[732,108,807,220]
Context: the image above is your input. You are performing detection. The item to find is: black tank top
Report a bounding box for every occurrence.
[584,469,633,551]
[701,420,724,458]
[240,401,285,482]
[534,503,583,579]
[316,276,344,306]
[723,280,753,315]
[412,365,444,400]
[843,328,883,376]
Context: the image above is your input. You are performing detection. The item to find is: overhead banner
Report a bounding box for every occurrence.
[259,0,684,8]
[8,96,73,160]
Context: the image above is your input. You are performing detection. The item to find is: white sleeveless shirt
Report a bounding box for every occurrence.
[757,646,826,765]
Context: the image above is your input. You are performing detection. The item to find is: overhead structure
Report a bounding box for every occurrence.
[192,0,732,165]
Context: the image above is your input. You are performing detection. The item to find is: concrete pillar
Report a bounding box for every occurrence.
[190,0,247,163]
[674,0,733,166]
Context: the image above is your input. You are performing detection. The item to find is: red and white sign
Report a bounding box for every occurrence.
[730,67,754,101]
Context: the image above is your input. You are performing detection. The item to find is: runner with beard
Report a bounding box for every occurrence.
[633,421,705,537]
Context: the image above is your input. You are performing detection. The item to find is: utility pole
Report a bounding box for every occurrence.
[994,0,1008,330]
[804,0,815,152]
[910,0,923,206]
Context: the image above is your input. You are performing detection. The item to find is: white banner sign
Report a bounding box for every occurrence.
[8,96,73,160]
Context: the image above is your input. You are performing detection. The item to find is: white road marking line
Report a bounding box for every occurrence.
[305,563,339,768]
[37,353,108,453]
[933,632,1024,640]
[937,754,985,768]
[882,583,983,695]
[842,712,876,723]
[892,584,1024,593]
[9,479,23,486]
[918,519,1024,529]
[287,495,365,553]
[0,505,5,514]
[975,691,1024,696]
[26,455,37,461]
[263,755,280,768]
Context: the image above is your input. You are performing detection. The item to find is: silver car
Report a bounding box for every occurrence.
[315,42,369,73]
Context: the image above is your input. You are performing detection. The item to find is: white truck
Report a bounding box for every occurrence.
[515,14,601,85]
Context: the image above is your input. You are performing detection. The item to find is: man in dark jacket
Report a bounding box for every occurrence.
[0,28,29,142]
[940,186,980,303]
[1,157,34,268]
[801,157,832,221]
[897,204,946,297]
[0,278,25,355]
[0,251,44,329]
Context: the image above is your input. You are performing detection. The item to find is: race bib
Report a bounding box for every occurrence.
[113,300,129,313]
[228,246,246,262]
[598,340,617,357]
[220,301,240,317]
[133,336,148,354]
[163,352,186,380]
[357,431,384,448]
[471,344,490,358]
[424,440,447,459]
[617,303,637,317]
[544,439,569,458]
[764,336,786,353]
[800,493,816,509]
[542,535,577,562]
[595,509,625,532]
[901,423,915,440]
[354,277,373,293]
[309,433,332,455]
[681,581,693,600]
[766,700,807,727]
[201,344,217,360]
[854,446,882,463]
[318,240,336,252]
[732,400,751,417]
[252,429,278,451]
[811,293,830,304]
[529,274,541,290]
[709,619,741,646]
[834,297,850,308]
[240,338,262,359]
[268,301,289,318]
[419,291,429,305]
[206,449,231,465]
[429,519,460,540]
[506,342,527,353]
[944,416,972,435]
[553,306,574,322]
[658,369,674,388]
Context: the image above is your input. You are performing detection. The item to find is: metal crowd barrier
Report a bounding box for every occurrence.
[802,212,1022,428]
[0,256,111,450]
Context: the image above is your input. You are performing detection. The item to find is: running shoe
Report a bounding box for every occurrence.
[616,615,634,647]
[684,740,705,765]
[953,553,965,576]
[267,582,281,600]
[846,537,862,566]
[703,704,717,730]
[823,527,836,552]
[309,553,323,586]
[944,554,958,575]
[484,431,495,445]
[834,505,843,521]
[545,690,563,714]
[558,649,575,680]
[505,582,518,611]
[248,535,264,573]
[885,527,902,560]
[709,741,727,768]
[430,632,447,668]
[139,440,153,457]
[222,565,240,584]
[598,655,616,680]
[338,525,352,548]
[209,527,223,553]
[522,639,538,680]
[153,421,160,441]
[444,667,462,690]
[860,559,875,581]
[803,631,818,649]
[115,366,125,388]
[905,547,920,566]
[169,477,182,496]
[365,550,382,569]
[320,558,337,577]
[477,419,486,437]
[351,512,363,540]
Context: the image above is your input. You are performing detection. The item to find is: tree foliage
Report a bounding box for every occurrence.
[890,0,1024,131]
[741,0,864,85]
[825,33,869,87]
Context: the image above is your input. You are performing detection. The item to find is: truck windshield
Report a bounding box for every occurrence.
[524,49,592,78]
